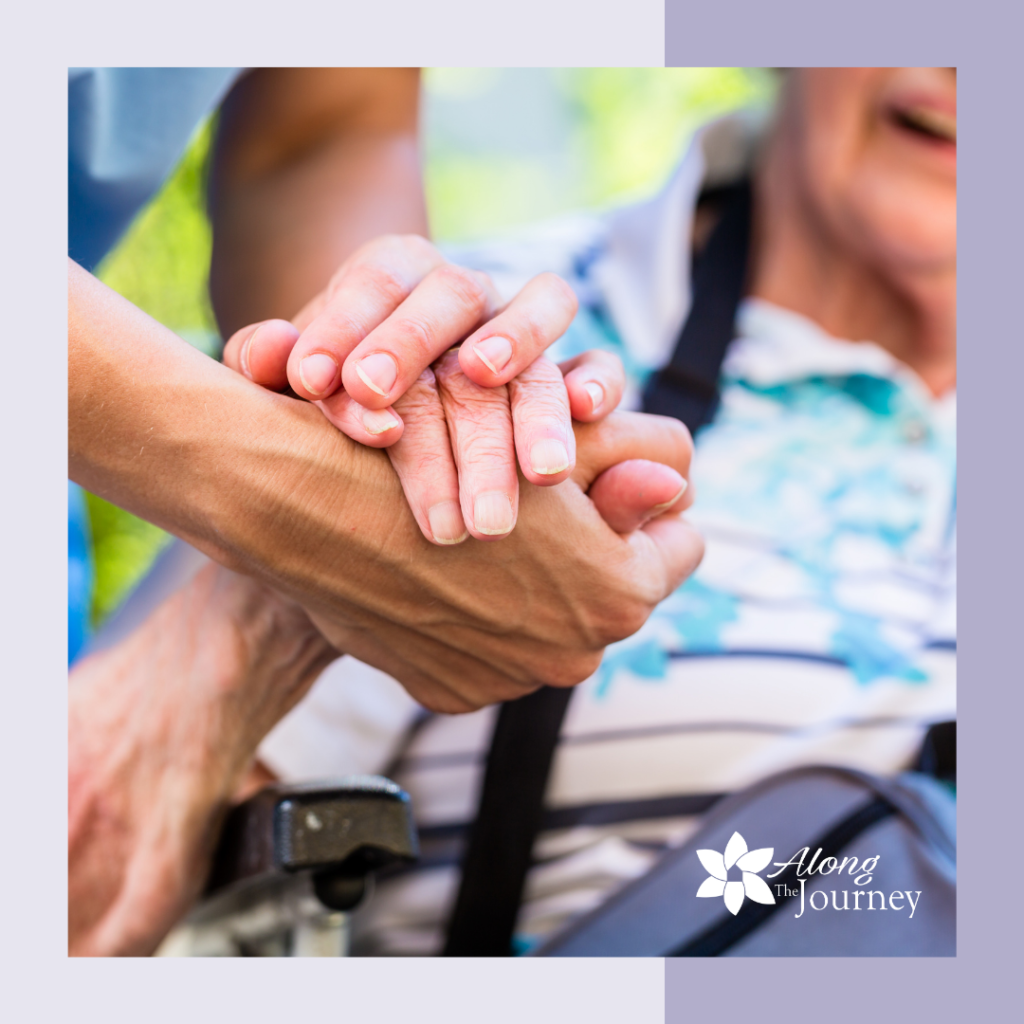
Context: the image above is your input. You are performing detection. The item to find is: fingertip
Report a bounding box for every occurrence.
[339,351,402,409]
[522,466,574,487]
[588,460,689,534]
[566,375,606,421]
[359,406,405,446]
[583,381,605,415]
[459,340,509,387]
[473,336,514,376]
[222,323,253,374]
[563,353,624,422]
[426,501,469,546]
[521,436,573,486]
[639,479,689,526]
[245,319,300,389]
[529,438,571,477]
[469,490,517,540]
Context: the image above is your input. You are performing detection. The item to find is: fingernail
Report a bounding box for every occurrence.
[584,381,604,415]
[361,407,401,436]
[473,491,515,535]
[530,438,570,476]
[473,336,513,375]
[355,352,398,397]
[298,353,339,396]
[240,324,263,379]
[427,501,468,545]
[647,481,689,515]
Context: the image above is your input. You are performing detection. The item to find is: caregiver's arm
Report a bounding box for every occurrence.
[209,68,427,335]
[68,257,352,557]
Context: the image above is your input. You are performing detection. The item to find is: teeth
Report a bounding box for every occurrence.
[900,105,956,142]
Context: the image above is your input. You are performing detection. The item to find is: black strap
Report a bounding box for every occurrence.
[642,179,753,433]
[669,795,898,957]
[914,720,956,783]
[442,685,574,956]
[442,181,754,958]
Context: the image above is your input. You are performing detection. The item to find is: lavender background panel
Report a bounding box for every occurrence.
[665,0,1019,1019]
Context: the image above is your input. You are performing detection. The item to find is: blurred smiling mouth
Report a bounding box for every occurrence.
[889,104,957,145]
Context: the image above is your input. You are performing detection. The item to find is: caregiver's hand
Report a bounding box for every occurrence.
[70,264,700,716]
[288,407,701,713]
[223,235,626,542]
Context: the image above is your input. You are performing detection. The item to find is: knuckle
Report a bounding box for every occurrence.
[407,366,440,394]
[398,234,440,263]
[512,309,552,355]
[393,372,444,420]
[538,650,602,689]
[578,580,653,646]
[451,388,512,428]
[389,316,436,363]
[663,416,695,462]
[515,395,570,430]
[516,353,562,383]
[432,264,489,314]
[432,348,464,382]
[616,600,652,641]
[337,258,411,312]
[326,262,351,297]
[367,263,413,308]
[463,438,515,467]
[590,349,624,378]
[472,268,497,295]
[535,272,579,315]
[398,443,452,478]
[512,369,569,406]
[439,363,510,408]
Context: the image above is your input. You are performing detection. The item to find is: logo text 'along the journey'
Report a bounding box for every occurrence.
[696,831,921,919]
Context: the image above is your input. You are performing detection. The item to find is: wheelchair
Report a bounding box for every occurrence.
[158,775,418,957]
[85,539,419,958]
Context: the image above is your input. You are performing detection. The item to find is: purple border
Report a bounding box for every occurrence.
[665,5,1020,1018]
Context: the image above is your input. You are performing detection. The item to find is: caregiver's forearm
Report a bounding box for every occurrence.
[68,258,374,571]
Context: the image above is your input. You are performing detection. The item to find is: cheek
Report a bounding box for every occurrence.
[846,162,957,271]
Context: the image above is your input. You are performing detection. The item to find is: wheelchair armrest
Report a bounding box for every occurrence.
[204,775,419,913]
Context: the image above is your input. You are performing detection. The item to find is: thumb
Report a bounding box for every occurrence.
[589,460,690,534]
[572,411,694,491]
[221,319,299,391]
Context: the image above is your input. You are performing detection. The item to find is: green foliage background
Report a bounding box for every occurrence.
[86,68,774,626]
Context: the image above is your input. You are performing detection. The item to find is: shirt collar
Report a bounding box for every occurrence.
[729,298,956,421]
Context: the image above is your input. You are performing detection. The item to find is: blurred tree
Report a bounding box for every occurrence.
[87,120,218,625]
[423,67,775,241]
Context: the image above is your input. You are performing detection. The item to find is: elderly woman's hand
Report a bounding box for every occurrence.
[221,234,626,543]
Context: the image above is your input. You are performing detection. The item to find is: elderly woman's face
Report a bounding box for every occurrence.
[786,68,956,276]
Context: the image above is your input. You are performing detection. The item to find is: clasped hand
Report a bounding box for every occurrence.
[223,234,689,540]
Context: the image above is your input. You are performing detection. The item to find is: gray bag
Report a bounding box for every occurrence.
[534,765,956,957]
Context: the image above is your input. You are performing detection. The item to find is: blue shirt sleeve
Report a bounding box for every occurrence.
[68,482,94,665]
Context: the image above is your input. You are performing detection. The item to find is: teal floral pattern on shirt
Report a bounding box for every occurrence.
[594,326,956,697]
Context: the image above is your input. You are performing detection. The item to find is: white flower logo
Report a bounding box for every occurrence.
[696,831,776,915]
